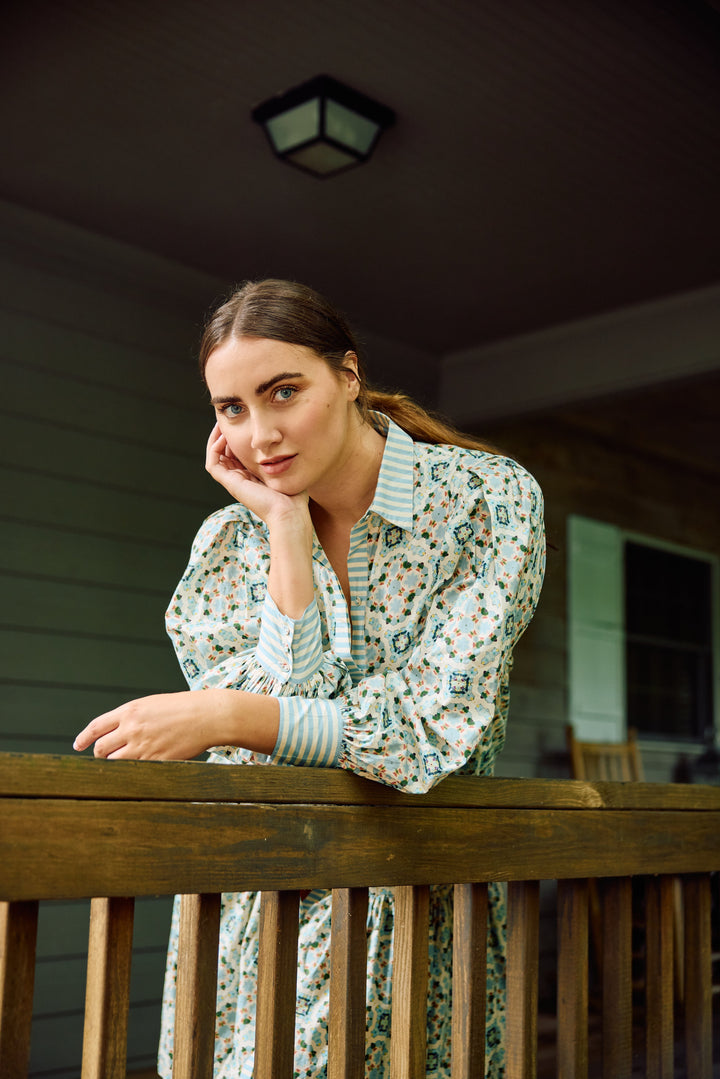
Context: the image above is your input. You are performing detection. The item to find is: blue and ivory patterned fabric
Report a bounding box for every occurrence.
[158,414,545,1078]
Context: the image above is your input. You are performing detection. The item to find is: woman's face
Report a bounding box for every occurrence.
[205,335,361,497]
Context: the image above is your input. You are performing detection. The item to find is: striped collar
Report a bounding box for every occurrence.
[366,412,415,530]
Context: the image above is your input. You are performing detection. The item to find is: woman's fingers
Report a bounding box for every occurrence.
[73,710,121,754]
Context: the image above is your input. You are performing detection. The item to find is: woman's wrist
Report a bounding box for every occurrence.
[202,688,280,756]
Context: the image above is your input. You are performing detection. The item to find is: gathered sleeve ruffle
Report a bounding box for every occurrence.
[165,507,353,704]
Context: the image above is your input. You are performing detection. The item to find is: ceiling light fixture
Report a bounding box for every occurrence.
[251,75,395,178]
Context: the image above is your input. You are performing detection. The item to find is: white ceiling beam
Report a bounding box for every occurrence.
[439,283,720,423]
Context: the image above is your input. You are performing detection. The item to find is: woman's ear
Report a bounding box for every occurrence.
[342,351,360,399]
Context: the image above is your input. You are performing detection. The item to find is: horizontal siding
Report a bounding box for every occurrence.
[0,214,222,1077]
[0,518,192,589]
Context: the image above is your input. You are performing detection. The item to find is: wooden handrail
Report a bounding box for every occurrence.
[1,752,719,1079]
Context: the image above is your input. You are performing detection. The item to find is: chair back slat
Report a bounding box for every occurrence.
[328,887,370,1079]
[451,882,488,1079]
[644,874,676,1079]
[389,885,430,1078]
[172,892,222,1079]
[506,879,540,1079]
[556,878,589,1079]
[566,725,644,783]
[600,877,633,1078]
[254,890,301,1079]
[81,896,134,1079]
[0,899,38,1078]
[683,874,713,1079]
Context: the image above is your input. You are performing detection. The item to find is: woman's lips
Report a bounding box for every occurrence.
[258,454,297,476]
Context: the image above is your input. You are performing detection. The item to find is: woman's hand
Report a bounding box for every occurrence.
[73,689,280,761]
[73,692,215,761]
[205,424,309,526]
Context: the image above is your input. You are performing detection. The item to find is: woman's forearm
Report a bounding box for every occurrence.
[73,687,280,760]
[266,509,316,619]
[204,688,280,755]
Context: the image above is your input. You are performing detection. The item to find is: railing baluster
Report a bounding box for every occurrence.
[0,899,39,1078]
[506,879,540,1079]
[557,878,588,1079]
[254,890,301,1079]
[81,896,134,1079]
[329,887,369,1079]
[683,874,712,1079]
[600,877,632,1079]
[451,882,488,1079]
[172,892,222,1079]
[645,875,675,1079]
[390,884,430,1079]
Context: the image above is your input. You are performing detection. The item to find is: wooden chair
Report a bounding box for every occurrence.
[565,725,684,1003]
[566,724,643,783]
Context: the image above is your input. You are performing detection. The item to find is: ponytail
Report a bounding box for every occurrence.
[364,388,497,453]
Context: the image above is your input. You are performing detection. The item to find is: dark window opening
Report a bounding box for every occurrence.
[625,542,713,741]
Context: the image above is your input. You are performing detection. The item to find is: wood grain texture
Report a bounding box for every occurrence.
[81,896,135,1079]
[556,879,588,1079]
[683,874,712,1079]
[0,899,39,1078]
[506,880,539,1079]
[3,797,720,902]
[328,887,369,1079]
[390,885,430,1079]
[173,893,222,1079]
[644,875,675,1079]
[451,882,488,1079]
[4,753,720,809]
[600,878,632,1079]
[254,891,300,1079]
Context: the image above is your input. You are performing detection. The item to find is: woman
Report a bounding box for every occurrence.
[74,279,545,1078]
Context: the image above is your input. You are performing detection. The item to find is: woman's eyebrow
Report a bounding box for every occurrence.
[210,372,304,406]
[255,371,303,395]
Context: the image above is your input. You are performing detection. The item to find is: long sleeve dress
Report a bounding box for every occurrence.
[157,414,545,1079]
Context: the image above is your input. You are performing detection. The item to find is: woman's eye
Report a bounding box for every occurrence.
[220,403,243,417]
[274,385,297,402]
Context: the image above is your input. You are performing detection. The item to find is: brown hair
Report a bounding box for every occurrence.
[199,279,495,452]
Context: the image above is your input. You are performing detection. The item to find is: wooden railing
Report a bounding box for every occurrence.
[1,752,719,1079]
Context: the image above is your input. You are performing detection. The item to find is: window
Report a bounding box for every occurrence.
[568,516,717,743]
[625,542,713,741]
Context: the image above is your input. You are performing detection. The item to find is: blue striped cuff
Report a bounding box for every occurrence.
[256,594,324,683]
[273,697,344,767]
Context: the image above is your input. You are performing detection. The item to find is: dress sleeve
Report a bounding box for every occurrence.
[165,508,352,701]
[273,459,545,792]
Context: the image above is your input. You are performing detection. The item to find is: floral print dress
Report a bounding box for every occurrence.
[157,414,545,1078]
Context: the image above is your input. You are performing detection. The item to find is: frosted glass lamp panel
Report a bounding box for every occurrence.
[286,143,357,174]
[325,100,380,154]
[265,99,320,153]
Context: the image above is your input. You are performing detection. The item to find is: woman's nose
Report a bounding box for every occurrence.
[250,412,281,450]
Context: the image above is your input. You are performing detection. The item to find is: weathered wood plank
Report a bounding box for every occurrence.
[4,753,720,810]
[645,875,675,1079]
[254,891,300,1079]
[556,879,588,1079]
[506,880,539,1079]
[683,874,712,1079]
[451,883,488,1079]
[390,885,430,1079]
[0,899,39,1078]
[600,878,632,1079]
[328,888,369,1079]
[2,798,720,901]
[172,893,222,1079]
[81,897,135,1079]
